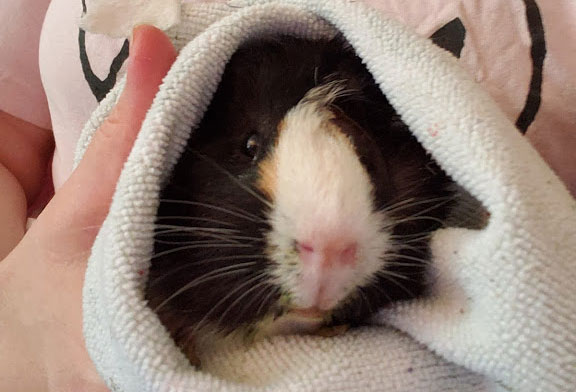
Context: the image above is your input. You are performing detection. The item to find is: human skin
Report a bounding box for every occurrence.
[0,25,176,392]
[0,111,53,259]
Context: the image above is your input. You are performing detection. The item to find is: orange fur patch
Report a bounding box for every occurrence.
[257,152,278,200]
[257,121,283,200]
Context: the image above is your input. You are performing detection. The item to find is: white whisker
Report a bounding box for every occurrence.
[153,262,258,312]
[151,243,253,259]
[186,150,273,210]
[156,216,237,227]
[159,199,265,223]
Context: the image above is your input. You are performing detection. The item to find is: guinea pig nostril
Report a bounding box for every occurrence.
[297,242,315,254]
[339,243,358,266]
[342,244,357,258]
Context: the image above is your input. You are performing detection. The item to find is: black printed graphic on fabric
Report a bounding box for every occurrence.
[516,0,546,134]
[78,0,130,102]
[430,18,466,59]
[429,3,546,135]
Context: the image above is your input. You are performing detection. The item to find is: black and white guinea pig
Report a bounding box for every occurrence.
[145,35,457,362]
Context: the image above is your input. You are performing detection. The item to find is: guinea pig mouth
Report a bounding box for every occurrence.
[290,306,325,319]
[263,308,326,336]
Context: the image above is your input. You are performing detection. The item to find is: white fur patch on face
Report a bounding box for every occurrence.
[264,87,393,312]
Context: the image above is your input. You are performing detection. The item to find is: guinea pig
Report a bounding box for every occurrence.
[145,35,457,363]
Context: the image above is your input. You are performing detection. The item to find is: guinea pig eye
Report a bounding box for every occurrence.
[244,134,261,160]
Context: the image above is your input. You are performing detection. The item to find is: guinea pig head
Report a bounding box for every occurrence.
[147,36,454,354]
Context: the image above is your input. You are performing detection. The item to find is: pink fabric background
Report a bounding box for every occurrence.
[0,0,52,129]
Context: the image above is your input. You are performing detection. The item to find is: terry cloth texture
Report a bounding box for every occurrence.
[76,1,576,391]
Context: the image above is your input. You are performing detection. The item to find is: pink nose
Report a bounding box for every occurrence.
[297,241,358,267]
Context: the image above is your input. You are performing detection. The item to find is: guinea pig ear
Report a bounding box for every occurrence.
[319,34,363,87]
[329,32,355,53]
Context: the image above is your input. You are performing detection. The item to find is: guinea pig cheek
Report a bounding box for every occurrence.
[261,101,392,314]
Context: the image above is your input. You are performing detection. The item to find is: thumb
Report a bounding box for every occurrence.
[33,25,176,255]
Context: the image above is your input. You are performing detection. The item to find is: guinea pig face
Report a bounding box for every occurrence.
[147,36,454,355]
[260,85,391,321]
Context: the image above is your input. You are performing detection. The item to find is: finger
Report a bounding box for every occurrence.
[0,27,176,391]
[33,25,176,253]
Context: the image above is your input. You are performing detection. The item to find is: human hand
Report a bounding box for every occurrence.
[0,25,176,392]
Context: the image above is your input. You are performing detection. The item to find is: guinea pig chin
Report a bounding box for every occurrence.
[258,99,393,313]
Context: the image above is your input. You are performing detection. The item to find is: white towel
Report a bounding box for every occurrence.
[76,1,576,391]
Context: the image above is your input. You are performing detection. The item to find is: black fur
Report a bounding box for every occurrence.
[145,35,455,358]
